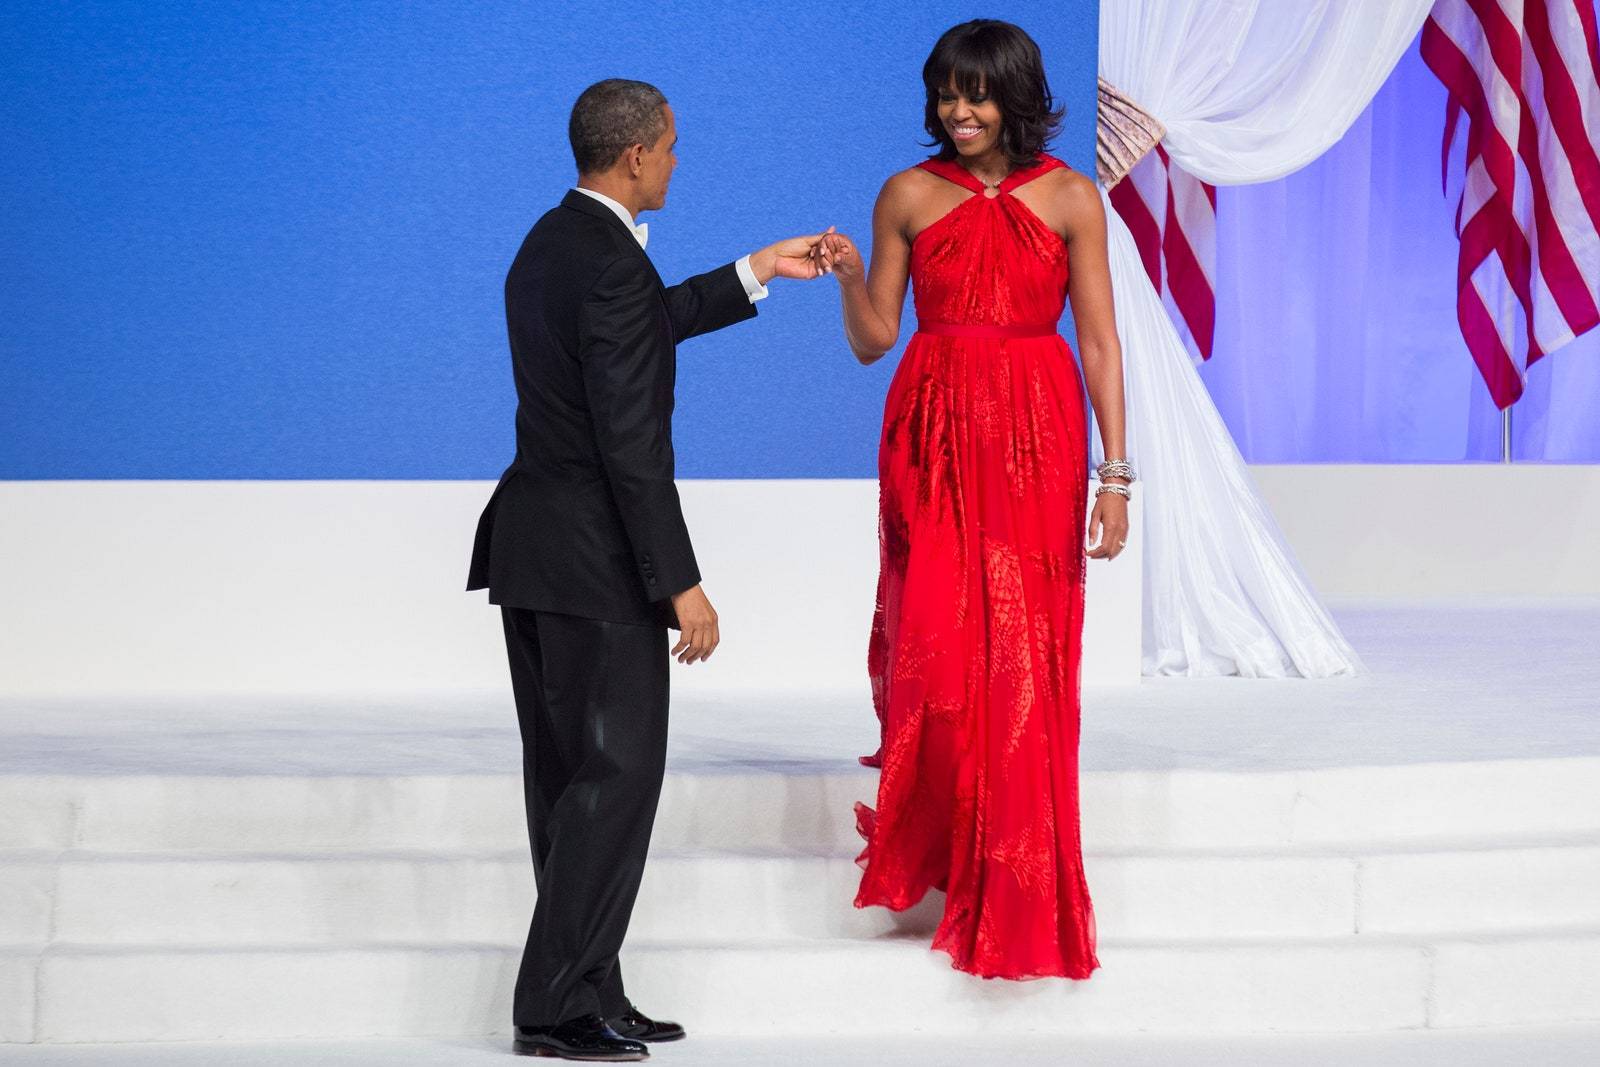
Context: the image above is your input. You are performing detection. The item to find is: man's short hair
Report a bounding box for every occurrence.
[568,79,668,175]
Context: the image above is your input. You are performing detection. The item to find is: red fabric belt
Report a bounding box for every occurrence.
[915,320,1057,339]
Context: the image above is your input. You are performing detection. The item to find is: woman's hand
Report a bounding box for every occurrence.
[1086,492,1129,561]
[812,232,863,281]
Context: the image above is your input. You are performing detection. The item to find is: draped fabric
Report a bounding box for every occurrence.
[1422,0,1600,409]
[1101,1,1439,185]
[1099,0,1435,676]
[1202,42,1600,463]
[1099,185,1361,678]
[1108,145,1218,363]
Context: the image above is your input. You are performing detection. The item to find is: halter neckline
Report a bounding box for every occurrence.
[917,154,1067,196]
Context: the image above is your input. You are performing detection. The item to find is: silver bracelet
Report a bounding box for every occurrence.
[1095,483,1132,501]
[1097,459,1137,483]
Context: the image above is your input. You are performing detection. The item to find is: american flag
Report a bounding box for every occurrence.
[1107,145,1218,364]
[1423,0,1600,408]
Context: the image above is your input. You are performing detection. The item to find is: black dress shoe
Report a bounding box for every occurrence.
[607,1006,686,1043]
[513,1014,648,1061]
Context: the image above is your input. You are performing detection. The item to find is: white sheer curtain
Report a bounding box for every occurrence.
[1201,45,1504,462]
[1101,1,1435,184]
[1099,0,1435,676]
[1200,43,1600,463]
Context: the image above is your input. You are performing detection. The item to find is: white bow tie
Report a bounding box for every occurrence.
[572,188,651,251]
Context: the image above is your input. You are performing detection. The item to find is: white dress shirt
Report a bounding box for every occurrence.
[573,186,769,303]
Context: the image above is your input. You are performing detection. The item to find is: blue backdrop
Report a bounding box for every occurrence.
[0,0,1100,479]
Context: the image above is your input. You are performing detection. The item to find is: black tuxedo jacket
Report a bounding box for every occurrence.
[467,191,757,626]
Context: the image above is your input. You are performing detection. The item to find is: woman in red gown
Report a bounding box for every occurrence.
[816,20,1131,980]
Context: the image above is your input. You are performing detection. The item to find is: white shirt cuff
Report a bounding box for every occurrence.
[734,254,769,303]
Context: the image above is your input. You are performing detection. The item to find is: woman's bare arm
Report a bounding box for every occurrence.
[1060,170,1131,560]
[824,172,919,364]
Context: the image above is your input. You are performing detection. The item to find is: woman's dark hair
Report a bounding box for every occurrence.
[922,20,1063,166]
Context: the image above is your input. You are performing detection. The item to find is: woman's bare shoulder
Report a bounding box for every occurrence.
[875,165,942,226]
[1036,164,1097,200]
[1033,165,1103,237]
[879,165,940,201]
[1053,167,1102,213]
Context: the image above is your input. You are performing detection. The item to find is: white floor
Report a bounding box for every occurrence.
[2,1027,1598,1066]
[3,601,1598,777]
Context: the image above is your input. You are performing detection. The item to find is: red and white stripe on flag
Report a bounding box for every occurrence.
[1107,144,1218,363]
[1423,0,1600,408]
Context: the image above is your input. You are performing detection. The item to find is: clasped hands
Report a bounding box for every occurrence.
[750,228,861,283]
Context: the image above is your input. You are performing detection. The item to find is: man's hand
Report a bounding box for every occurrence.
[750,228,835,283]
[669,584,720,665]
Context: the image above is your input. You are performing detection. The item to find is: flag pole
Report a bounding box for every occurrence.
[1501,404,1513,463]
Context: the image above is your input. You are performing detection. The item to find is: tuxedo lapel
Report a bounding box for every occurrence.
[560,191,664,290]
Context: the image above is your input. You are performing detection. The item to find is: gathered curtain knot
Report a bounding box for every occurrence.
[1096,76,1166,187]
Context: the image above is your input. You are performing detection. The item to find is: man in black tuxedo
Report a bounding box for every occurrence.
[467,78,829,1062]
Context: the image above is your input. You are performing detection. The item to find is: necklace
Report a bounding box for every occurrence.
[962,163,1011,194]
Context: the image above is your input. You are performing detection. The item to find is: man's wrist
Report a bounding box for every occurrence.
[736,253,771,302]
[748,248,775,285]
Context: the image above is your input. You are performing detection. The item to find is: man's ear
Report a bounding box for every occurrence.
[624,143,645,177]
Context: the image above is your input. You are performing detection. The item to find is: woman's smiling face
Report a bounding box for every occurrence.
[937,79,1004,158]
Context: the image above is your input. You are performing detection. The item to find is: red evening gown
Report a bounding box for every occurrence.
[855,154,1099,981]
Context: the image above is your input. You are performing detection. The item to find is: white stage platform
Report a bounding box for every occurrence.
[3,603,1599,1043]
[3,1026,1600,1066]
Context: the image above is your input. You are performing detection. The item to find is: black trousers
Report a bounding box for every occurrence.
[500,607,670,1026]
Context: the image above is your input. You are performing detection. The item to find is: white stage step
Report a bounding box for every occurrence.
[7,841,1600,948]
[8,1028,1600,1067]
[4,762,1600,1041]
[5,932,1600,1042]
[8,755,1600,855]
[5,605,1600,1044]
